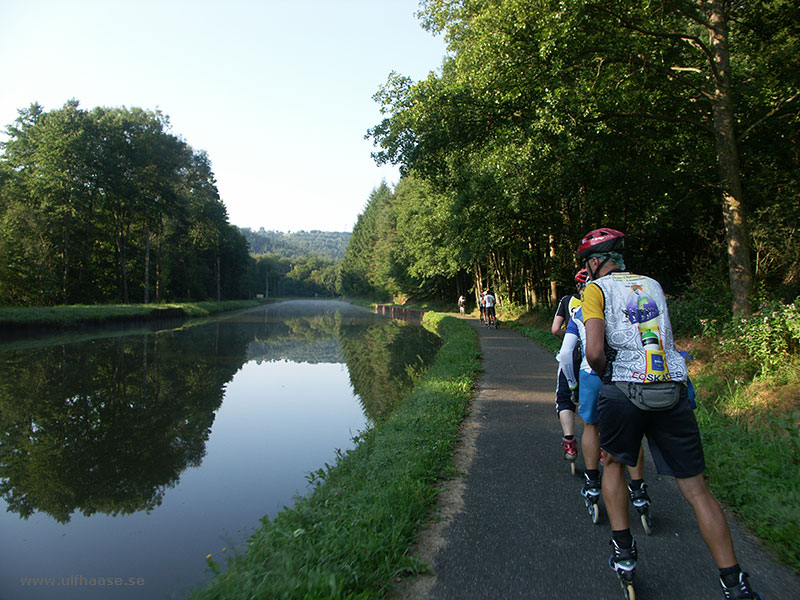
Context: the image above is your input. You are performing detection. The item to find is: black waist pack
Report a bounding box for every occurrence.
[615,381,682,411]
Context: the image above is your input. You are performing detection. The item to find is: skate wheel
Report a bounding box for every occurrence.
[624,582,635,600]
[640,513,652,536]
[590,502,600,524]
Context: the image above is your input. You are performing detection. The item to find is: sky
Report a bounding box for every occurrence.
[0,0,448,232]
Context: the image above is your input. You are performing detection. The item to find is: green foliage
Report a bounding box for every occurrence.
[340,183,395,300]
[713,299,800,380]
[239,228,351,261]
[668,267,734,338]
[189,314,480,599]
[0,102,253,306]
[694,382,800,573]
[360,0,800,313]
[0,300,259,328]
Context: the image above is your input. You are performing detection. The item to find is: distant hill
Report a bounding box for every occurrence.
[239,228,351,260]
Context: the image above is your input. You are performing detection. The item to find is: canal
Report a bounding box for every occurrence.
[0,300,441,599]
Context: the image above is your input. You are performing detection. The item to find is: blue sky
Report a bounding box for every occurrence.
[0,0,447,232]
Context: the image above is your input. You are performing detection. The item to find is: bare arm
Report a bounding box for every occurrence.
[584,318,606,374]
[551,314,565,338]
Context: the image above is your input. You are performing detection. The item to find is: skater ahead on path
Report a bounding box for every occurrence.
[558,284,651,530]
[579,227,762,600]
[553,269,588,467]
[484,290,497,327]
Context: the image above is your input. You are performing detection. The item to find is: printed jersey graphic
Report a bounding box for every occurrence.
[568,295,581,317]
[591,272,687,384]
[624,284,669,379]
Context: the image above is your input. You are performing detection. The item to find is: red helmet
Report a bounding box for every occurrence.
[575,268,589,285]
[577,228,625,258]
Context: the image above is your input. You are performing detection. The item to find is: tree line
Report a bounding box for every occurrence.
[241,228,351,261]
[342,0,799,315]
[0,101,251,305]
[0,102,348,306]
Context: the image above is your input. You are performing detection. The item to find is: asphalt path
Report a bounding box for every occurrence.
[398,317,800,600]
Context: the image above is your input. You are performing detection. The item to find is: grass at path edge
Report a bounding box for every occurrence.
[189,312,481,599]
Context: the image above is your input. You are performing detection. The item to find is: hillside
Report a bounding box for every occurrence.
[239,228,351,261]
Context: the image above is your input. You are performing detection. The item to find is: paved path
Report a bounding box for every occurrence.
[397,318,799,599]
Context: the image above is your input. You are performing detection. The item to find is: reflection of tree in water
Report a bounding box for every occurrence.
[340,320,441,422]
[0,300,441,524]
[245,302,442,422]
[247,314,345,364]
[0,325,250,523]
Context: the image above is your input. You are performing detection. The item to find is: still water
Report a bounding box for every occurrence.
[0,300,441,600]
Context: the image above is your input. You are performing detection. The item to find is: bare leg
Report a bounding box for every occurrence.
[559,409,575,437]
[602,452,630,531]
[676,475,738,568]
[582,422,601,470]
[626,446,645,480]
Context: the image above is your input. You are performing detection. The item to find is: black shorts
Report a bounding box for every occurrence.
[486,306,496,316]
[597,383,705,478]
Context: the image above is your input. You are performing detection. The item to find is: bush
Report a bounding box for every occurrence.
[714,298,800,380]
[496,300,528,322]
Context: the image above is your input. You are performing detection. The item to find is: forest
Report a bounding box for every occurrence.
[2,1,797,316]
[0,103,348,305]
[342,0,799,318]
[241,228,351,260]
[0,101,251,305]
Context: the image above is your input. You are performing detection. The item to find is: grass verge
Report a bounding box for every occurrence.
[691,364,800,573]
[502,309,561,355]
[188,312,481,599]
[0,300,262,328]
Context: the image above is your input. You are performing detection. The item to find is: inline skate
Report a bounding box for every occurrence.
[581,472,601,524]
[720,572,764,599]
[628,482,652,535]
[561,436,577,475]
[609,538,637,600]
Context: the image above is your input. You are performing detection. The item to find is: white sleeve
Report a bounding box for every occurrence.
[556,332,579,390]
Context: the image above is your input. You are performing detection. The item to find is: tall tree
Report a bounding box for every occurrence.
[369,0,798,312]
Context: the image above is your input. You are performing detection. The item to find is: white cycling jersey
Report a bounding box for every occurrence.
[588,273,687,383]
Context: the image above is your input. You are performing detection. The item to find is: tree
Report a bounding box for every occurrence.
[367,0,799,312]
[0,101,253,305]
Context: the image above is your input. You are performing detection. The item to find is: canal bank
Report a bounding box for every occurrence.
[0,299,263,332]
[188,313,481,599]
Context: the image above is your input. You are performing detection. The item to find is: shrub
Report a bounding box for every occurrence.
[715,298,800,380]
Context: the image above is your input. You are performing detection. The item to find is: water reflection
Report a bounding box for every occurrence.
[0,300,440,599]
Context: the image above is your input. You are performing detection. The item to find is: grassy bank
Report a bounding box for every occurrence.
[682,301,800,573]
[504,303,800,574]
[189,313,480,599]
[0,300,262,329]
